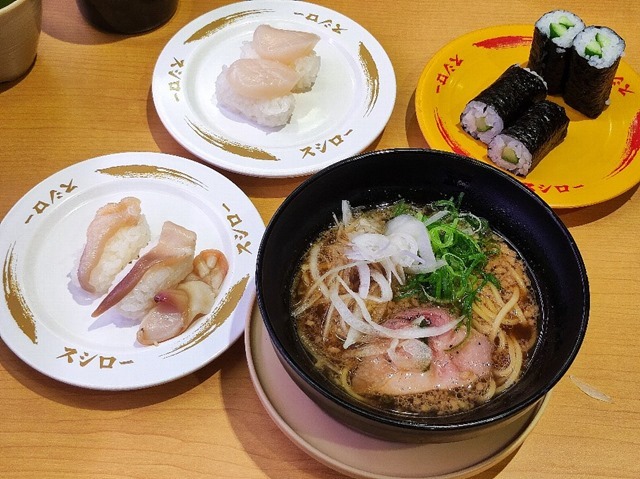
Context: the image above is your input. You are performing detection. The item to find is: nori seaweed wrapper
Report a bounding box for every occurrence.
[564,27,625,118]
[502,100,569,169]
[528,27,570,94]
[470,64,548,124]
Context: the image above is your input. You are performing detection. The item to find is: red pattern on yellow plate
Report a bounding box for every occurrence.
[415,25,640,208]
[472,35,533,49]
[434,108,469,156]
[608,110,640,177]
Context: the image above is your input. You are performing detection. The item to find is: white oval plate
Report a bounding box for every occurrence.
[246,308,549,479]
[0,152,265,390]
[152,0,396,178]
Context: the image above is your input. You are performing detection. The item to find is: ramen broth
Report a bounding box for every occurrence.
[290,200,540,416]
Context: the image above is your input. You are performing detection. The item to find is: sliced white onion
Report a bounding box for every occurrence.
[387,232,419,267]
[385,214,437,264]
[386,338,401,364]
[342,199,353,225]
[407,258,448,274]
[297,261,361,311]
[369,270,393,302]
[347,233,393,261]
[372,313,461,340]
[329,287,376,336]
[346,213,445,279]
[423,210,449,226]
[393,249,423,266]
[356,261,370,298]
[343,325,362,349]
[380,256,405,285]
[308,243,331,298]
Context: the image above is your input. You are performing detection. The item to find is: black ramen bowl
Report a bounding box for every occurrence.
[256,148,589,443]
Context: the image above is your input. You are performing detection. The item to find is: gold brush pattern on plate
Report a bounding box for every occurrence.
[152,0,396,177]
[0,152,264,390]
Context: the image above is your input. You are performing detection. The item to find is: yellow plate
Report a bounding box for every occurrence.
[415,24,640,209]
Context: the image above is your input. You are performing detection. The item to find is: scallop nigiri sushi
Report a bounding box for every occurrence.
[214,24,321,128]
[92,221,197,320]
[215,57,299,128]
[77,197,150,296]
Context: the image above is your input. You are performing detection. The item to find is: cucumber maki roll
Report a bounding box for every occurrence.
[487,100,569,176]
[528,10,585,94]
[564,26,625,118]
[460,64,547,144]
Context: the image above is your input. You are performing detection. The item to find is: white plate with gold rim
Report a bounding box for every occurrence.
[246,308,549,479]
[0,152,264,390]
[152,0,396,178]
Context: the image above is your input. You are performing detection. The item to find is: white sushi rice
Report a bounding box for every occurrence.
[487,134,533,176]
[215,66,296,128]
[573,26,625,68]
[292,52,321,92]
[87,218,151,296]
[460,101,504,144]
[535,10,585,48]
[239,42,261,59]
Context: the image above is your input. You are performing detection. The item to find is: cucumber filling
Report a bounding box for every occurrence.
[585,32,610,58]
[595,32,611,47]
[550,23,568,39]
[585,40,602,57]
[549,16,574,39]
[475,116,492,132]
[558,16,575,28]
[501,147,519,164]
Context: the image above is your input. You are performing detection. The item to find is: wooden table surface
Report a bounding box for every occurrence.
[1,1,639,478]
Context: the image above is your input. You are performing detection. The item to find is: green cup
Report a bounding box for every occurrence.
[0,0,42,82]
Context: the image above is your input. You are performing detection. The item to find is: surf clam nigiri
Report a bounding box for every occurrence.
[92,221,197,320]
[77,196,150,296]
[137,249,229,345]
